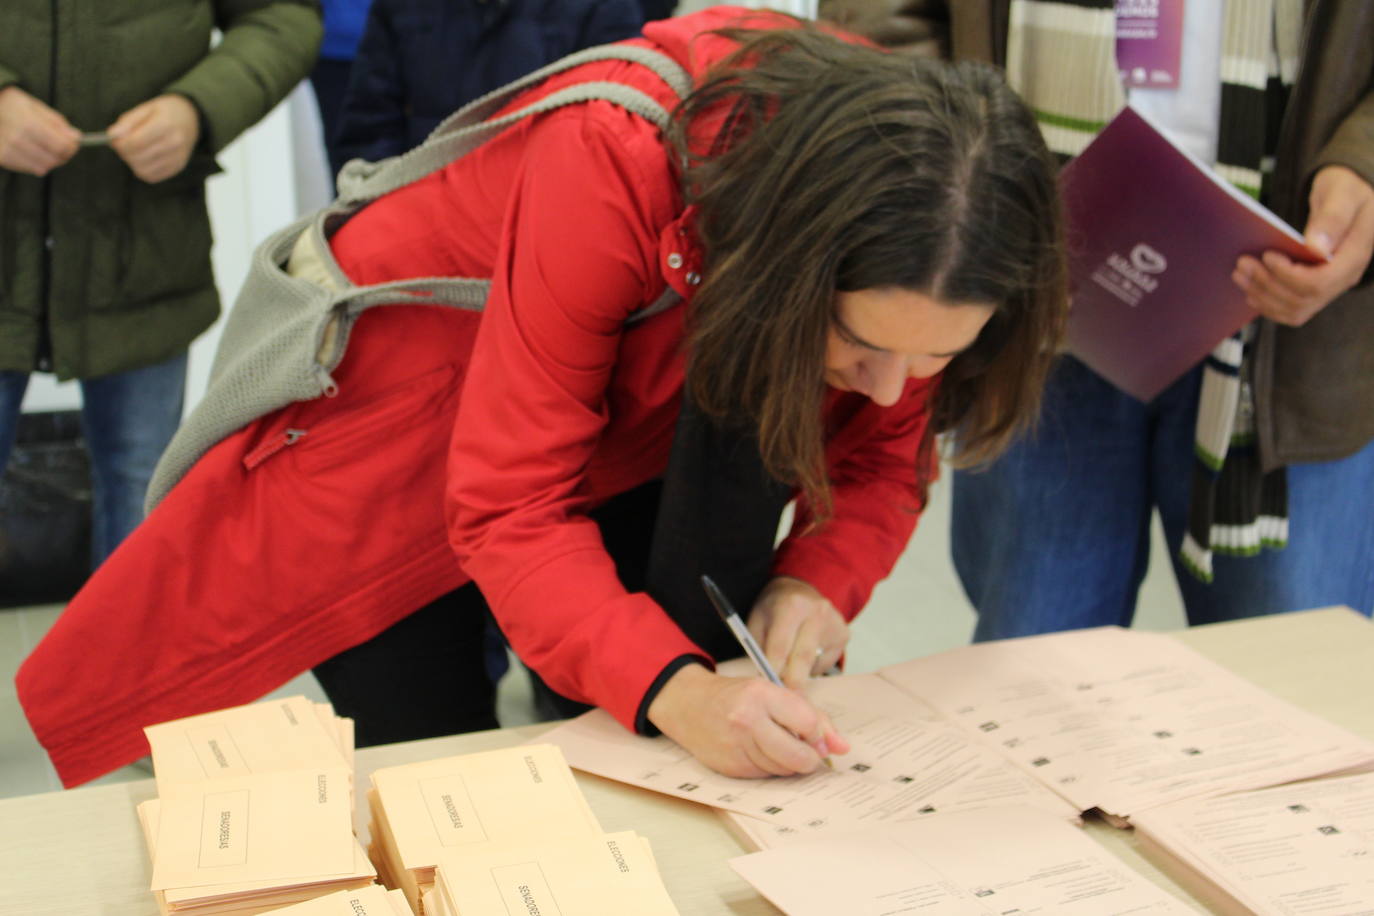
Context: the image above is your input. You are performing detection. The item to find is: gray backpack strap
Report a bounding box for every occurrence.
[337,44,692,203]
[338,82,677,204]
[427,43,693,139]
[148,45,692,509]
[322,43,693,327]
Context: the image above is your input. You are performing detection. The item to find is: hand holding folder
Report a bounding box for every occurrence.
[1233,164,1374,328]
[1060,106,1327,401]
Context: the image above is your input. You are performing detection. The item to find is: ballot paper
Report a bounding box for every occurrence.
[425,831,680,916]
[542,670,1081,842]
[729,805,1200,915]
[878,627,1374,822]
[254,885,412,915]
[149,768,355,891]
[543,628,1374,835]
[367,744,603,911]
[145,695,352,793]
[138,799,376,916]
[1131,771,1374,916]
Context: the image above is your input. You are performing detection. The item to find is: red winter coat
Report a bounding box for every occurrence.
[18,7,937,787]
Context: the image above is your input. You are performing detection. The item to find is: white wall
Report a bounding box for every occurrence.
[20,84,330,417]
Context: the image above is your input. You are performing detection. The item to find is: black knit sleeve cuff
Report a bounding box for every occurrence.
[633,654,713,737]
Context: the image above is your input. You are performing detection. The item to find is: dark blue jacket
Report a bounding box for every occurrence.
[331,0,645,175]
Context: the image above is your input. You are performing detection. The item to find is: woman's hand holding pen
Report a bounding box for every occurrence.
[748,576,849,688]
[647,663,848,778]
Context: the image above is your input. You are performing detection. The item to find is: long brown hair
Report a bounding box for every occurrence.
[671,25,1066,515]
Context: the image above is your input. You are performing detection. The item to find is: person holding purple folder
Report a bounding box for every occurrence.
[937,0,1374,635]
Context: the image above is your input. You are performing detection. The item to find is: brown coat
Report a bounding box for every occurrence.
[948,0,1374,471]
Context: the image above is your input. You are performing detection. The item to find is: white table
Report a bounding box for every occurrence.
[3,607,1370,914]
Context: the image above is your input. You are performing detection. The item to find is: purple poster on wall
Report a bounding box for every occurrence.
[1116,0,1185,88]
[1059,107,1323,402]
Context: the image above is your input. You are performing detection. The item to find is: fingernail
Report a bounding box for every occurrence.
[1309,232,1334,258]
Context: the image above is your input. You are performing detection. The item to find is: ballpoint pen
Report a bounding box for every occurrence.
[701,574,834,769]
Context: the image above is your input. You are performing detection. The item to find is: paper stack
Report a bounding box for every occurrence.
[542,626,1374,860]
[247,885,412,915]
[145,695,355,795]
[366,743,628,913]
[729,805,1200,915]
[424,831,679,916]
[544,666,1082,852]
[1131,771,1374,915]
[877,627,1374,824]
[137,697,378,915]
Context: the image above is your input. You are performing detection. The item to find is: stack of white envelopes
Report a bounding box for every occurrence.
[366,743,676,915]
[137,696,377,915]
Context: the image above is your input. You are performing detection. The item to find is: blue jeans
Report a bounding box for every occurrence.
[952,356,1374,640]
[0,353,187,569]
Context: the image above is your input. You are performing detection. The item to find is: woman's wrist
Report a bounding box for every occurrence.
[645,660,714,736]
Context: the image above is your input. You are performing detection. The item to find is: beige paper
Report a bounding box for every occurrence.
[338,718,355,771]
[312,702,356,770]
[149,768,354,890]
[433,830,679,915]
[730,805,1199,915]
[541,672,1080,839]
[367,787,421,906]
[369,743,601,874]
[138,800,375,914]
[878,626,1374,819]
[250,885,409,915]
[145,696,350,791]
[1132,771,1374,915]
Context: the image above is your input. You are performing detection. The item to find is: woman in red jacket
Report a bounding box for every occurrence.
[19,8,1065,785]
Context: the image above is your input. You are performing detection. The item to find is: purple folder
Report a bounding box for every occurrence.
[1059,107,1322,402]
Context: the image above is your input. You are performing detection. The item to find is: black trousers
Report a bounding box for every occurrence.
[311,480,663,747]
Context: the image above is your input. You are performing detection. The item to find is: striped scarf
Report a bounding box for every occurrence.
[1005,0,1301,582]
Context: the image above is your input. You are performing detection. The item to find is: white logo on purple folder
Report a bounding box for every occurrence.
[1130,243,1167,274]
[1091,242,1166,307]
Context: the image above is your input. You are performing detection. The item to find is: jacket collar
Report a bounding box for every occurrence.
[657,205,705,301]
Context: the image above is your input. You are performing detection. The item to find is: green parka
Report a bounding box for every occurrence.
[0,0,322,380]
